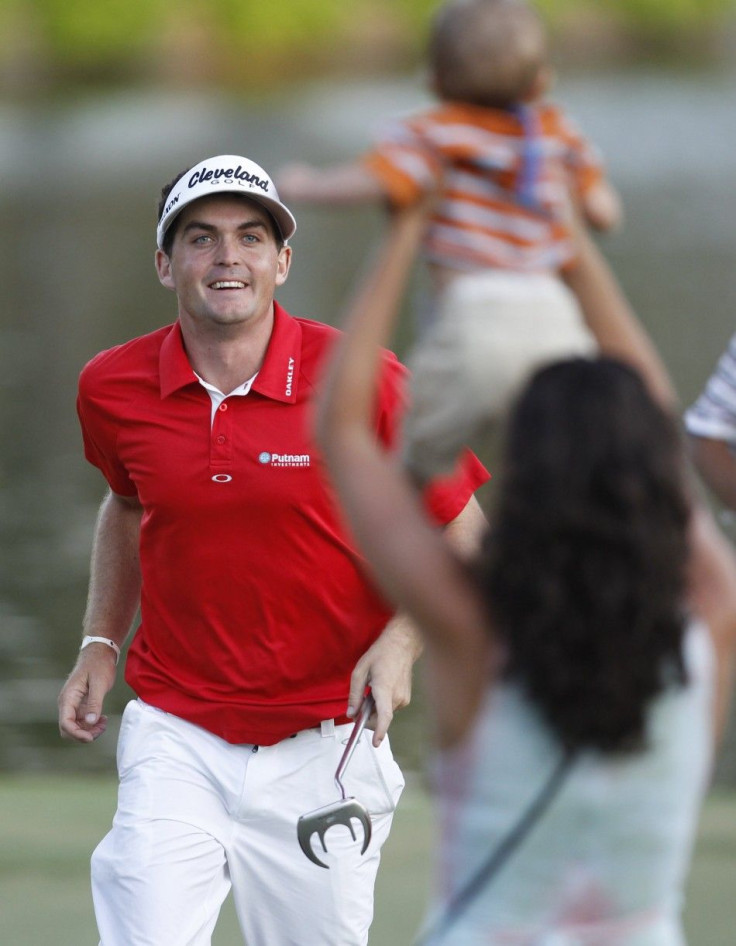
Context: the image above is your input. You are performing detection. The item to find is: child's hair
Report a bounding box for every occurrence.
[429,0,548,109]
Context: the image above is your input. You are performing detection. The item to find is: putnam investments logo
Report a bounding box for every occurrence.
[258,451,311,468]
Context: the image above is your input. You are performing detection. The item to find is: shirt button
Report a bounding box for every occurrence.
[216,435,226,445]
[219,402,228,412]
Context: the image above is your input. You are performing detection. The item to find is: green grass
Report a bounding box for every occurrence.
[1,774,734,944]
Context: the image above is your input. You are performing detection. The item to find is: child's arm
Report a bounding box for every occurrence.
[552,105,623,232]
[278,115,441,211]
[276,160,387,206]
[580,178,623,232]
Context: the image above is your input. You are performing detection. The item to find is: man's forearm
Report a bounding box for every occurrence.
[84,490,143,647]
[59,490,142,743]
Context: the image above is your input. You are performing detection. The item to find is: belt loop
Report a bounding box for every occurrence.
[320,719,335,738]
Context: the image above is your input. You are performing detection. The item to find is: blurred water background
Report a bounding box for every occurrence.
[1,5,736,784]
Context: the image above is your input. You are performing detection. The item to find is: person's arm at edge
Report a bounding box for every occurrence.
[686,501,736,747]
[687,434,736,511]
[58,489,142,743]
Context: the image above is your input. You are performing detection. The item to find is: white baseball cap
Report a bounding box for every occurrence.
[157,154,297,250]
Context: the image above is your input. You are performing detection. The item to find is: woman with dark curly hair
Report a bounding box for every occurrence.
[486,356,690,757]
[317,203,736,945]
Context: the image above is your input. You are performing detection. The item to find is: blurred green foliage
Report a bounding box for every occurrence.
[0,0,733,91]
[535,0,732,27]
[37,0,162,65]
[598,0,732,29]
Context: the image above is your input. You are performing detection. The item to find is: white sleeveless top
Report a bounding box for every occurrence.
[423,622,714,946]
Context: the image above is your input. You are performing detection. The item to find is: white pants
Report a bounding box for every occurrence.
[404,271,596,479]
[91,699,405,946]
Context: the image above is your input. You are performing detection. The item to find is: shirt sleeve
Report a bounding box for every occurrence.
[375,352,490,525]
[362,116,444,209]
[423,449,490,524]
[684,334,736,442]
[77,356,138,497]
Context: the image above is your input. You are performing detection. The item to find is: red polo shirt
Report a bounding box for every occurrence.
[78,302,488,744]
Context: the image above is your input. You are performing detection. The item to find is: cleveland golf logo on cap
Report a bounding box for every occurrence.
[187,163,270,194]
[157,153,297,250]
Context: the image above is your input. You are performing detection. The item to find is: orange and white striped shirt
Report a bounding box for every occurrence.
[363,101,607,274]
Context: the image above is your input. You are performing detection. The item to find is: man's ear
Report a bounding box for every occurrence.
[155,248,176,291]
[275,245,293,287]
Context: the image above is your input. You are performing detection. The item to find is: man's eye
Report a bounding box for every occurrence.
[243,233,259,243]
[193,234,212,244]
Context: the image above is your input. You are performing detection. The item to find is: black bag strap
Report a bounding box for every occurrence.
[415,749,575,945]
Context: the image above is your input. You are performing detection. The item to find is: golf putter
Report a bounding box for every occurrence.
[297,691,376,868]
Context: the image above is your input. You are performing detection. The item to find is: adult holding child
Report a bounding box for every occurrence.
[280,0,623,480]
[316,197,736,945]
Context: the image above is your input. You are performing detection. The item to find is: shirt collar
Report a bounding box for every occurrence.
[250,301,301,404]
[159,322,197,399]
[159,302,302,404]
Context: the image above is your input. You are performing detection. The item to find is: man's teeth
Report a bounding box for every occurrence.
[211,281,246,289]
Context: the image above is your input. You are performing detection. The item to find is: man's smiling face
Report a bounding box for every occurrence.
[155,194,291,335]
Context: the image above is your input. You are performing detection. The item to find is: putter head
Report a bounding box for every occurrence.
[297,798,372,869]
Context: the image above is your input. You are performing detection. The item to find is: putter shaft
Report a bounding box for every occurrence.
[335,692,375,799]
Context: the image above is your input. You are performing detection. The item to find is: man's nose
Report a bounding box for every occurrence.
[216,234,244,265]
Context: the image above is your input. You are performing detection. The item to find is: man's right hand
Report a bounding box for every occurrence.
[58,644,118,743]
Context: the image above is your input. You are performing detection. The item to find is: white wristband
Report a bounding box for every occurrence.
[81,635,121,664]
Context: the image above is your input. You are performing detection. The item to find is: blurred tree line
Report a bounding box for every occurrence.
[1,0,734,95]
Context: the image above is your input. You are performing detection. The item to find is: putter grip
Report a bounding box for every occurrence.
[334,692,375,786]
